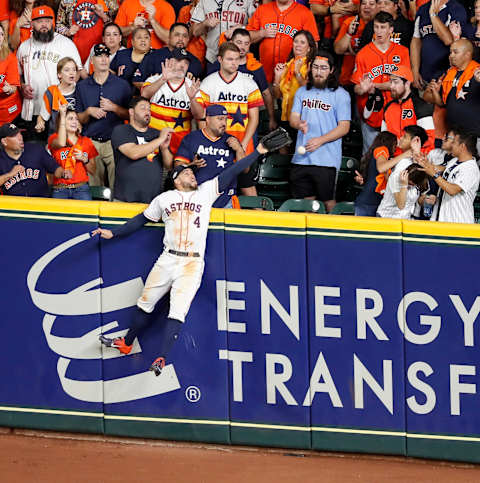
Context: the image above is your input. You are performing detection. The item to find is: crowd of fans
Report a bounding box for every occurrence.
[0,0,478,223]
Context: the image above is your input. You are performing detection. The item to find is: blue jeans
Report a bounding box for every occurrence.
[360,120,379,155]
[52,183,92,200]
[355,204,379,217]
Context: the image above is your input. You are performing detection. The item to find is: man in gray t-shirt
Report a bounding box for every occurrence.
[111,97,173,203]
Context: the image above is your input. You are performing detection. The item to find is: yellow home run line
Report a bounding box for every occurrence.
[104,415,230,426]
[407,433,480,442]
[404,236,480,246]
[226,227,306,235]
[2,406,480,442]
[0,406,102,418]
[0,212,97,223]
[306,230,401,240]
[311,427,405,437]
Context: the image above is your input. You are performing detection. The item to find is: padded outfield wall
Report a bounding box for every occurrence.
[1,196,480,463]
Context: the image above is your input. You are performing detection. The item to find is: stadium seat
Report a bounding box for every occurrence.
[238,195,274,211]
[256,153,292,209]
[330,201,355,215]
[278,198,326,213]
[336,156,360,202]
[90,186,112,201]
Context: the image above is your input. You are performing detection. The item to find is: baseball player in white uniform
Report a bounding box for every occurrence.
[93,124,291,375]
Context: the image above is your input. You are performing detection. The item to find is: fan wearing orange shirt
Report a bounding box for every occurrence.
[0,24,22,124]
[48,104,98,200]
[310,0,359,45]
[177,0,206,67]
[0,0,8,32]
[115,0,175,49]
[351,11,410,153]
[246,0,319,83]
[334,0,376,85]
[9,0,34,51]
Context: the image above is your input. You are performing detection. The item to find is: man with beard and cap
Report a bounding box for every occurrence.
[289,51,351,213]
[16,6,83,140]
[111,96,174,203]
[175,104,246,208]
[381,64,435,152]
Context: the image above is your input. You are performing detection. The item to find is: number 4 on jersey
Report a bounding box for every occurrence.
[194,216,200,228]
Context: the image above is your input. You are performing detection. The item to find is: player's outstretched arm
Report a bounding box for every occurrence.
[91,213,150,240]
[217,128,292,192]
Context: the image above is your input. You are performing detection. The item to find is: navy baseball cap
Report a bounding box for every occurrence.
[171,164,197,180]
[169,48,190,62]
[0,123,21,139]
[93,43,110,56]
[206,104,227,117]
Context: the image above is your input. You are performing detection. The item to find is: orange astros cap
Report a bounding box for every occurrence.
[389,64,413,83]
[32,6,55,21]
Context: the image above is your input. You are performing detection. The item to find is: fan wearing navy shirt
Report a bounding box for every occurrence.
[0,123,69,196]
[174,104,246,208]
[133,23,203,84]
[109,27,153,92]
[411,0,467,87]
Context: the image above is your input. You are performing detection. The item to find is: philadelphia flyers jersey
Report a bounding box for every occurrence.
[351,41,410,128]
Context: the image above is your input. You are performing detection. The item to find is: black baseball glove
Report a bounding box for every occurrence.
[259,127,292,152]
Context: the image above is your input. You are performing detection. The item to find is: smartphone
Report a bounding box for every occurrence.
[351,15,359,34]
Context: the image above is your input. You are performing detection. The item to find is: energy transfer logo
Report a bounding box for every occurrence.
[26,233,181,404]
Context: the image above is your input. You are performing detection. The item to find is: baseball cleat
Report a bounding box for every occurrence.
[149,357,166,376]
[99,335,132,355]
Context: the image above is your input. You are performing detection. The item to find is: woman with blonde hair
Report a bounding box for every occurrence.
[0,23,22,124]
[35,56,78,135]
[272,30,317,126]
[48,104,98,200]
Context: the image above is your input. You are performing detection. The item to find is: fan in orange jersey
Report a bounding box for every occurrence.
[351,11,410,153]
[192,41,263,195]
[0,24,22,124]
[310,0,360,44]
[246,0,319,83]
[48,104,98,200]
[9,0,34,51]
[177,0,206,67]
[141,49,200,155]
[334,0,377,86]
[114,0,175,49]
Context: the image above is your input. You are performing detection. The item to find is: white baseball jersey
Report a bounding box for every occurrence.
[17,33,82,120]
[377,157,420,219]
[436,158,480,224]
[143,178,221,257]
[191,0,258,63]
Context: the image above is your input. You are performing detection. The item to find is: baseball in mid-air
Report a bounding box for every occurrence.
[297,146,306,155]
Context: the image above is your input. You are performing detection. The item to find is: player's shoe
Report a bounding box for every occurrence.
[99,335,132,355]
[149,357,165,377]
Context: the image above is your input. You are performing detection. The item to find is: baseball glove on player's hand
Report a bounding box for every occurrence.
[259,127,292,152]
